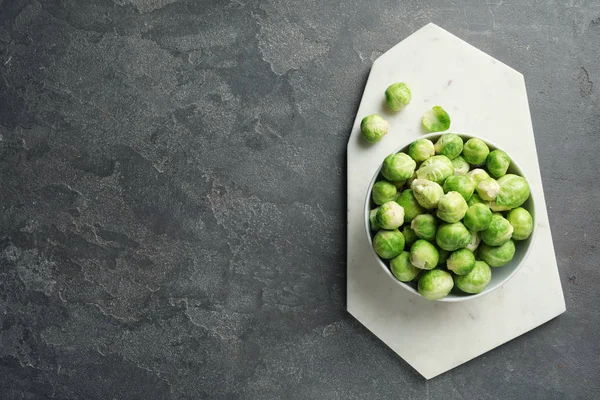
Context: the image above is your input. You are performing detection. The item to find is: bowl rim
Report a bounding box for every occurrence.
[363,132,537,303]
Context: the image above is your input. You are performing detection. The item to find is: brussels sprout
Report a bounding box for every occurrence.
[467,193,491,208]
[452,156,470,176]
[479,240,516,267]
[402,226,419,247]
[410,239,439,270]
[382,152,417,182]
[376,201,405,230]
[476,178,501,201]
[446,248,476,275]
[454,261,492,294]
[466,168,490,185]
[437,249,450,266]
[390,251,421,282]
[494,174,531,210]
[465,230,481,252]
[418,269,454,300]
[416,155,454,183]
[392,180,406,190]
[436,191,468,223]
[396,189,425,223]
[436,222,472,251]
[463,203,493,231]
[385,82,412,111]
[373,229,405,259]
[480,214,514,246]
[422,106,451,132]
[443,175,475,201]
[411,214,438,241]
[369,208,380,231]
[361,114,388,143]
[434,133,464,159]
[507,207,534,240]
[372,181,397,205]
[462,138,489,165]
[486,150,511,178]
[408,139,435,163]
[411,179,444,209]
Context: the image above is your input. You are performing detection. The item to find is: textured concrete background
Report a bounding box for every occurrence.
[0,0,599,399]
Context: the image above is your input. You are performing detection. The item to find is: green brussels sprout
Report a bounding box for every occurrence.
[410,239,439,270]
[480,214,514,246]
[476,177,501,201]
[467,193,491,208]
[434,133,464,159]
[411,179,444,209]
[479,240,516,267]
[392,180,406,190]
[494,174,531,210]
[465,230,481,252]
[382,152,417,182]
[376,201,405,230]
[452,156,470,176]
[463,203,493,231]
[390,251,421,282]
[385,82,412,111]
[418,269,454,300]
[466,168,490,185]
[421,106,451,132]
[408,138,435,163]
[446,248,476,275]
[454,261,492,294]
[507,207,534,240]
[372,181,397,205]
[411,214,438,241]
[416,155,454,183]
[369,208,380,231]
[443,175,475,201]
[486,150,511,178]
[462,138,489,165]
[437,249,450,266]
[436,191,468,223]
[396,189,425,223]
[361,114,388,143]
[373,229,405,259]
[402,226,419,247]
[436,222,472,251]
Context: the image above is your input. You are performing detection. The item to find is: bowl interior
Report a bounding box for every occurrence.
[364,133,536,302]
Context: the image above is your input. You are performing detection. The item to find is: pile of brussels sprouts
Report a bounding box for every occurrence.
[369,133,533,300]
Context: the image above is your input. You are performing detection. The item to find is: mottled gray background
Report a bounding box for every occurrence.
[0,0,599,399]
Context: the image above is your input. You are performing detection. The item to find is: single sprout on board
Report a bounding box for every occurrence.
[454,261,492,294]
[466,168,490,185]
[396,189,425,223]
[462,138,490,165]
[390,251,421,282]
[372,181,397,205]
[452,156,470,176]
[507,207,533,240]
[436,191,468,223]
[493,174,531,210]
[480,214,514,246]
[410,239,439,270]
[361,114,388,143]
[465,230,481,252]
[369,208,380,231]
[408,138,435,163]
[372,229,405,259]
[443,175,475,201]
[476,177,501,201]
[376,201,405,230]
[411,179,444,209]
[436,222,472,251]
[479,240,516,267]
[402,226,419,247]
[463,203,493,231]
[418,269,454,300]
[411,214,438,241]
[422,106,451,132]
[385,82,412,111]
[434,133,464,159]
[447,248,476,275]
[381,152,416,182]
[416,155,454,183]
[486,150,511,178]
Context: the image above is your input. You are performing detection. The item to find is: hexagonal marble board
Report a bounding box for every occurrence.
[346,23,565,379]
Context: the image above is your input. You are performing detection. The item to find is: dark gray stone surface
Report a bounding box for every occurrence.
[0,0,599,398]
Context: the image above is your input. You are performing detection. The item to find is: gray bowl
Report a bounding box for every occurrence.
[364,133,536,302]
